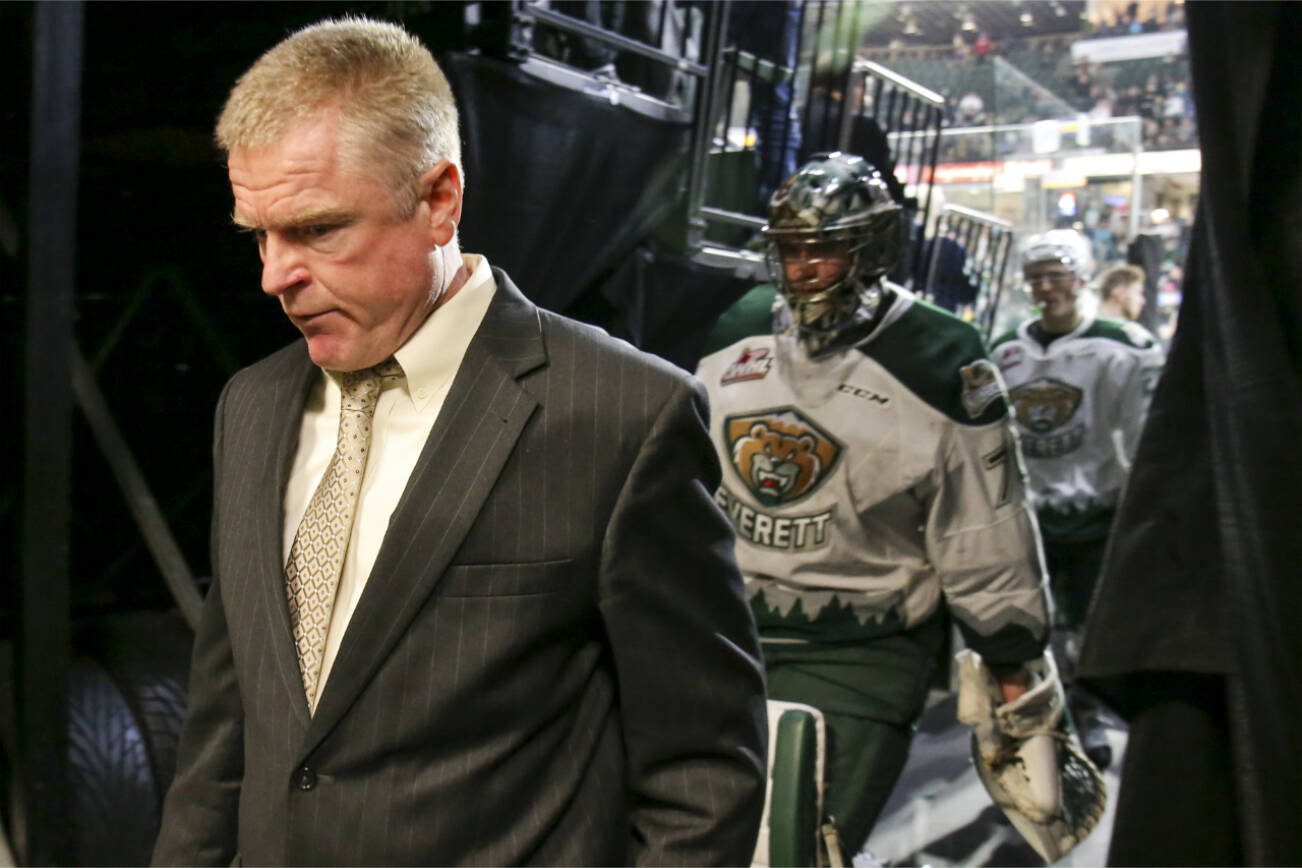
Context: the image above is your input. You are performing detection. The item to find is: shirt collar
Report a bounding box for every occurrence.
[318,254,496,413]
[393,253,496,411]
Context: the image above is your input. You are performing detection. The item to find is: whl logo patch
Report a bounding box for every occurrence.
[721,346,773,385]
[725,408,842,506]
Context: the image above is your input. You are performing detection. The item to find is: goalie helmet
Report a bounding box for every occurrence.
[763,152,906,336]
[1021,229,1094,280]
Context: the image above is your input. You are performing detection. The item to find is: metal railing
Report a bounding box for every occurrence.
[922,204,1016,340]
[846,59,946,282]
[498,0,718,123]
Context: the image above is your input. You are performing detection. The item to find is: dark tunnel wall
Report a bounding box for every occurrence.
[449,52,692,316]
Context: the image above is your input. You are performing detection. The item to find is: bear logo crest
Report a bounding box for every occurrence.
[724,409,842,506]
[1009,377,1083,434]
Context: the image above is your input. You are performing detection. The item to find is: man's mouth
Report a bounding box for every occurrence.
[290,309,336,327]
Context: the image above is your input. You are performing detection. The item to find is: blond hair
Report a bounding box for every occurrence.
[216,16,462,214]
[1099,264,1145,301]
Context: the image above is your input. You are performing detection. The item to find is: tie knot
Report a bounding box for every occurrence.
[339,359,403,414]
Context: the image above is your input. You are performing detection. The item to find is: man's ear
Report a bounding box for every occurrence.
[418,159,462,246]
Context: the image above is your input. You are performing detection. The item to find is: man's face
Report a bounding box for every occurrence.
[776,238,852,297]
[1113,280,1146,320]
[1023,260,1082,320]
[228,114,448,372]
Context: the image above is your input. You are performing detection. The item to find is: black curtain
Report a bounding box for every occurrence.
[595,242,756,371]
[1079,3,1302,864]
[445,53,690,316]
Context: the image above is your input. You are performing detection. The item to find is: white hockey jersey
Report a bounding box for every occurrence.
[992,316,1164,542]
[697,286,1048,663]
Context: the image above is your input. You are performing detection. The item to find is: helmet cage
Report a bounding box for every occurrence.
[765,208,903,311]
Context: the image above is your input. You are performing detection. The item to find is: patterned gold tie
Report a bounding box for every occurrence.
[286,359,403,709]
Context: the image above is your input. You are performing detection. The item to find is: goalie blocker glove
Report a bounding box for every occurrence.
[955,649,1106,862]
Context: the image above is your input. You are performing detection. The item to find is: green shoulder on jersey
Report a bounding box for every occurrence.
[862,297,1008,427]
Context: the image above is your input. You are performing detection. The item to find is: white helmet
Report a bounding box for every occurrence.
[1021,229,1094,280]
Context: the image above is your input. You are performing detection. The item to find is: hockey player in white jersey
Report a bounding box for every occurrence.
[992,229,1164,767]
[697,154,1081,859]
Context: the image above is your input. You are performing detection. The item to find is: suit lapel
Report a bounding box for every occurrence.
[250,347,318,728]
[305,271,546,746]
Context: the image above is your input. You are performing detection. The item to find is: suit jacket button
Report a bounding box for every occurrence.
[294,766,317,790]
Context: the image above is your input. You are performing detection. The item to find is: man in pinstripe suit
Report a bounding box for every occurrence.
[152,18,767,867]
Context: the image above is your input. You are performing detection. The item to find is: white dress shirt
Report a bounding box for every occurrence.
[282,253,497,711]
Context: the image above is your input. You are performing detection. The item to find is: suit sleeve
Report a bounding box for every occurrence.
[152,384,244,866]
[598,376,768,867]
[926,397,1050,666]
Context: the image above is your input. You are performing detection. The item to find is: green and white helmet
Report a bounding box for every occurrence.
[763,152,906,333]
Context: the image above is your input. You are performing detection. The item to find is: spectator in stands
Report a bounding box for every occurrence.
[1123,82,1143,114]
[1155,118,1178,150]
[1089,85,1115,120]
[1039,37,1058,69]
[1098,264,1148,321]
[951,32,968,61]
[957,91,985,124]
[1126,2,1144,34]
[1071,64,1094,109]
[1165,80,1189,118]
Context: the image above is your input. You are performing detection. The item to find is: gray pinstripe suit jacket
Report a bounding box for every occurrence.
[152,270,767,866]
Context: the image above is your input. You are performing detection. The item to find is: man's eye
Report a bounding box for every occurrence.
[301,224,337,239]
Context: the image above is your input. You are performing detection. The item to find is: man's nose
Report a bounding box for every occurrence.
[786,252,816,274]
[260,234,309,296]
